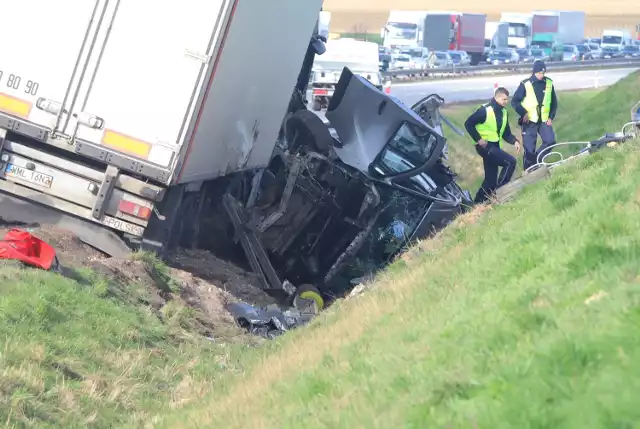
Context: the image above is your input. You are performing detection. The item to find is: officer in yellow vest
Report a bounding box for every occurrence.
[464,87,522,203]
[511,60,558,170]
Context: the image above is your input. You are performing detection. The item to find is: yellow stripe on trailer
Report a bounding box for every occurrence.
[101,130,151,157]
[0,93,32,118]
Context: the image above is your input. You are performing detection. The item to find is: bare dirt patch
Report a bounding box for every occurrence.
[168,248,277,306]
[1,224,273,340]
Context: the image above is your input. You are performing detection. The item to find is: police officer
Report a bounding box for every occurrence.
[511,60,558,171]
[464,87,522,203]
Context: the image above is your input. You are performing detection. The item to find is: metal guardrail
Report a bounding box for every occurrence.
[382,58,640,82]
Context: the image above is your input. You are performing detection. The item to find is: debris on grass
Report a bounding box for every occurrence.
[1,224,274,341]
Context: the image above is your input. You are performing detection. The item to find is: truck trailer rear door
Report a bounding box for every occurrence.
[67,0,227,173]
[0,0,105,136]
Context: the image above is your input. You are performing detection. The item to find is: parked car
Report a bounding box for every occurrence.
[575,44,591,60]
[398,47,430,69]
[447,50,471,66]
[433,51,453,68]
[486,48,519,65]
[391,54,416,70]
[622,45,640,58]
[602,46,623,59]
[516,48,535,63]
[562,44,580,61]
[586,43,603,60]
[530,47,550,62]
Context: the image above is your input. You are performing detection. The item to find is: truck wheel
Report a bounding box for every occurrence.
[312,99,322,111]
[292,284,324,315]
[284,109,333,155]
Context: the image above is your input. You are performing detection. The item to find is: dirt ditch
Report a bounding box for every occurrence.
[0,224,276,341]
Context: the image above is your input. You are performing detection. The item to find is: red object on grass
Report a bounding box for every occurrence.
[0,228,57,270]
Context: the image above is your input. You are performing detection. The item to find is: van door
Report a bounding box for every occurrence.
[65,0,227,170]
[0,0,108,136]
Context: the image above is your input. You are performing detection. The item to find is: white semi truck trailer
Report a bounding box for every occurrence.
[0,0,469,309]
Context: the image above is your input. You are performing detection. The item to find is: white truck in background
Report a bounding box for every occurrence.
[381,10,427,50]
[310,38,381,111]
[0,0,469,309]
[601,29,633,50]
[485,21,509,57]
[500,12,532,48]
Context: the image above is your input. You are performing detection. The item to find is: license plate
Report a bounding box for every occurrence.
[4,163,53,188]
[101,216,144,236]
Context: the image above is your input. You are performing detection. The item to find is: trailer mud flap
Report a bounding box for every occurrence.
[0,190,130,257]
[222,193,283,292]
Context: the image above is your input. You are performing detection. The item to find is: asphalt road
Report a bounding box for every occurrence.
[387,68,638,106]
[310,68,638,120]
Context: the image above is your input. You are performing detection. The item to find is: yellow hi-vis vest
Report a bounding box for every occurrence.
[521,78,553,122]
[475,104,507,146]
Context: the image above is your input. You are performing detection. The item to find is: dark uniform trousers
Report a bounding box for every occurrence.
[474,141,516,203]
[521,121,556,170]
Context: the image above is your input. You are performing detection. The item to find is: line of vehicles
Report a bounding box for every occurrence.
[309,9,640,114]
[380,9,640,72]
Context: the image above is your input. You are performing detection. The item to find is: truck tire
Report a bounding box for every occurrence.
[284,109,334,155]
[312,99,322,111]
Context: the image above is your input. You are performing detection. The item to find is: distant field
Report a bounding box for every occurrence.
[322,1,640,38]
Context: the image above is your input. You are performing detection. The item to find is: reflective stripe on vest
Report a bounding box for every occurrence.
[522,78,553,122]
[475,105,507,146]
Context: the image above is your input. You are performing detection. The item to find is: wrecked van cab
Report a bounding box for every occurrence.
[322,69,471,294]
[219,66,469,312]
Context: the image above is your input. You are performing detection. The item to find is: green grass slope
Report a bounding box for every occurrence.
[157,74,640,428]
[0,254,254,428]
[442,70,640,192]
[1,73,638,428]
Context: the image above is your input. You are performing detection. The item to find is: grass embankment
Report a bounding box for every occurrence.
[1,72,638,428]
[156,72,640,427]
[442,71,640,192]
[0,252,254,428]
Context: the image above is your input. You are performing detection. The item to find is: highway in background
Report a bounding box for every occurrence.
[310,68,637,120]
[387,68,638,106]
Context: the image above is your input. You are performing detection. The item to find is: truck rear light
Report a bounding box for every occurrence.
[118,200,152,220]
[313,89,329,95]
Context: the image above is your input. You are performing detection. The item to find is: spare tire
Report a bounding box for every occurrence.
[284,109,334,155]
